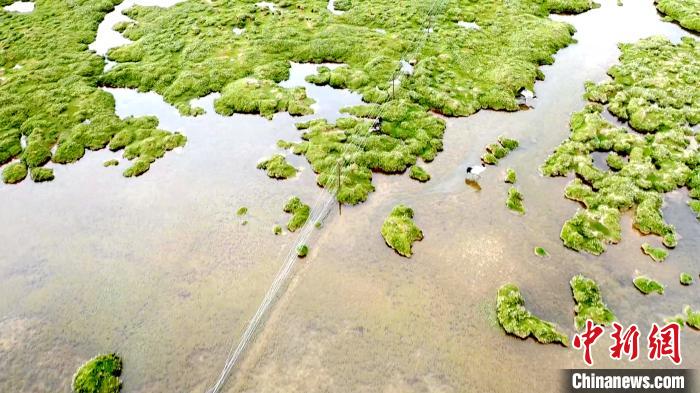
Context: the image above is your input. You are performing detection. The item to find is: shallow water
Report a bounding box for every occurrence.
[1,0,699,392]
[3,1,34,13]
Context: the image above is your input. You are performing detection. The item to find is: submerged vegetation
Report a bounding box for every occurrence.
[496,283,568,345]
[91,0,594,201]
[257,154,298,179]
[641,243,668,262]
[72,353,122,393]
[381,204,423,257]
[534,246,549,257]
[570,275,615,330]
[633,275,665,295]
[283,196,310,232]
[543,37,700,256]
[0,0,185,184]
[236,206,248,216]
[506,187,525,214]
[655,0,700,32]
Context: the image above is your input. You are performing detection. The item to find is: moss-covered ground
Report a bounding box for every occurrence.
[505,168,517,184]
[680,272,693,285]
[570,275,615,330]
[481,136,519,166]
[296,244,309,258]
[633,275,665,295]
[543,37,700,256]
[381,204,423,257]
[409,165,430,182]
[72,353,122,393]
[641,243,668,262]
[506,186,525,214]
[496,283,568,345]
[257,154,298,179]
[0,0,185,184]
[283,196,310,232]
[655,0,700,33]
[686,306,700,329]
[91,0,593,202]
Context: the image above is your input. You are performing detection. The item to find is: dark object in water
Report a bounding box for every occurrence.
[370,117,383,133]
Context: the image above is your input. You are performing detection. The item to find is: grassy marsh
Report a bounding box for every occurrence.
[543,37,699,256]
[283,196,310,232]
[570,275,615,330]
[633,275,665,295]
[496,283,568,345]
[381,204,423,257]
[72,353,122,393]
[257,154,298,179]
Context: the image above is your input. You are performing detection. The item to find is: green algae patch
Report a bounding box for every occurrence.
[2,161,27,184]
[506,187,525,215]
[296,244,309,258]
[570,275,615,330]
[505,168,517,184]
[273,224,282,235]
[0,0,185,184]
[680,272,693,286]
[283,196,310,232]
[633,276,665,295]
[482,136,519,166]
[534,246,549,257]
[236,207,248,216]
[496,283,568,345]
[543,37,700,256]
[257,154,298,179]
[655,0,700,32]
[641,243,668,262]
[30,167,54,183]
[72,353,122,393]
[381,204,423,257]
[689,200,700,219]
[409,165,430,182]
[103,159,119,167]
[686,306,700,329]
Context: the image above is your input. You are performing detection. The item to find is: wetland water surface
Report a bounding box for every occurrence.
[0,0,699,392]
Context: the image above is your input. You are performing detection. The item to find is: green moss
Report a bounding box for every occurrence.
[506,187,525,214]
[409,165,430,182]
[633,276,665,295]
[256,154,298,179]
[655,0,700,32]
[0,0,185,183]
[381,204,423,257]
[689,199,700,219]
[236,207,248,216]
[496,283,568,345]
[112,21,133,34]
[641,243,668,262]
[273,224,282,235]
[560,207,621,255]
[214,78,314,119]
[680,272,693,286]
[30,167,54,182]
[283,196,310,232]
[534,246,549,257]
[72,353,122,393]
[296,244,309,258]
[686,306,700,329]
[570,275,615,330]
[505,168,517,184]
[335,0,352,10]
[103,159,119,167]
[482,136,519,166]
[544,37,699,255]
[2,161,27,184]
